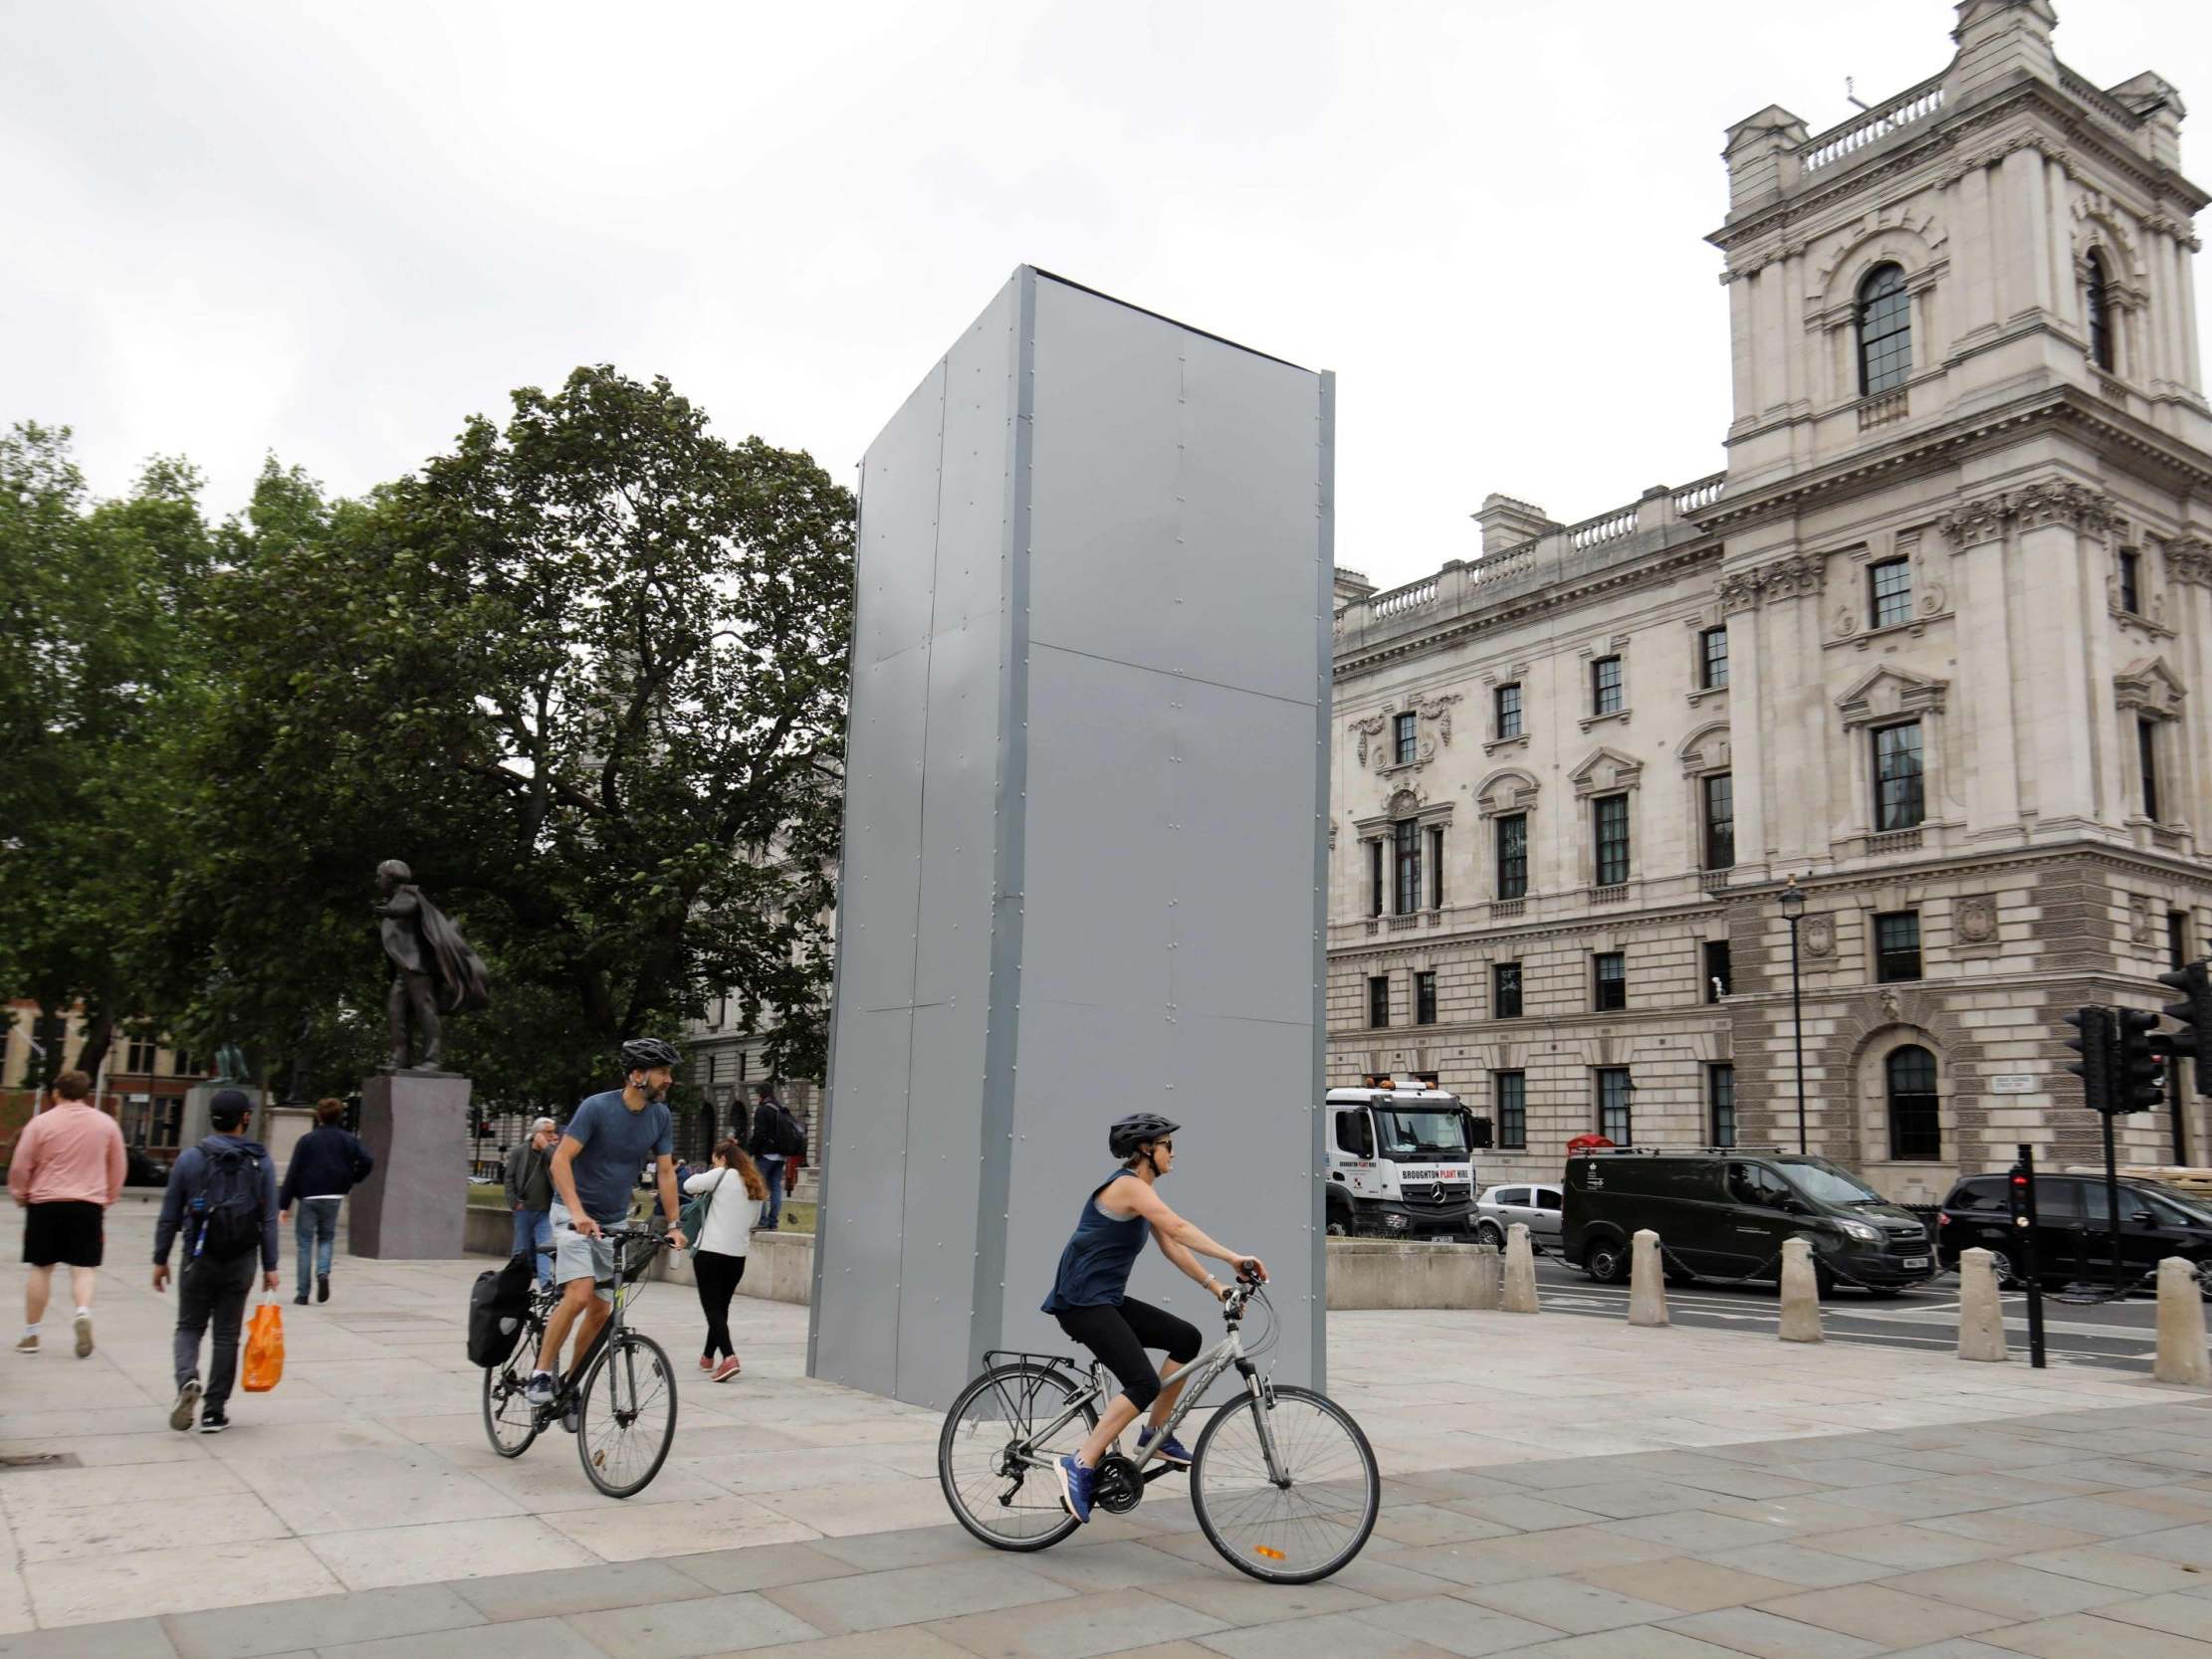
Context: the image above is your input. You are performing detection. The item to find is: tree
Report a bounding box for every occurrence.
[155,368,851,1104]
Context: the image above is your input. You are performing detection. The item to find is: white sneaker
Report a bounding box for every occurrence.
[524,1369,556,1407]
[73,1314,93,1358]
[169,1378,202,1432]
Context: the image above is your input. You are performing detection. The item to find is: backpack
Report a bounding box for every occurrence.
[772,1104,806,1159]
[193,1143,266,1260]
[677,1168,724,1254]
[467,1253,537,1367]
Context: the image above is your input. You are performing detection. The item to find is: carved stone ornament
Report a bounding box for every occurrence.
[1832,605,1859,640]
[1803,914,1837,958]
[1880,987,1902,1023]
[2012,479,2116,540]
[1719,571,1763,614]
[1759,553,1825,602]
[1939,493,2009,548]
[2165,535,2212,588]
[1411,691,1464,745]
[1350,714,1388,769]
[1956,894,1997,944]
[2130,893,2154,945]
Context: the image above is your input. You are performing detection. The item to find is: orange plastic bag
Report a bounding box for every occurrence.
[241,1302,285,1392]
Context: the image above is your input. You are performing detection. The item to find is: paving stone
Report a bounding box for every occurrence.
[1691,1541,1898,1589]
[1371,1505,1519,1547]
[1574,1557,1800,1614]
[1502,1627,1750,1659]
[807,1525,993,1571]
[740,1631,979,1659]
[1145,1574,1376,1628]
[565,1590,822,1658]
[319,1616,610,1659]
[666,1542,860,1595]
[1598,1511,1788,1553]
[1798,1522,2017,1568]
[1977,1610,2212,1658]
[165,1583,483,1657]
[1454,1575,1678,1636]
[1440,1494,1609,1533]
[1191,1607,1459,1659]
[1659,1605,1884,1659]
[2106,1595,2212,1642]
[762,1557,1070,1635]
[451,1559,718,1621]
[1884,1559,2137,1619]
[0,1618,177,1658]
[1751,1583,2012,1646]
[2010,1546,2212,1594]
[1347,1594,1564,1656]
[922,1587,1229,1658]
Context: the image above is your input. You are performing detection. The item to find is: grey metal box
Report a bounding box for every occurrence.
[810,268,1333,1408]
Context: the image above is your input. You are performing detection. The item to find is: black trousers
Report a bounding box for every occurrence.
[1052,1297,1201,1411]
[694,1250,748,1360]
[174,1252,258,1407]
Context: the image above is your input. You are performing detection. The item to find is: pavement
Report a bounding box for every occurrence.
[0,1199,2207,1657]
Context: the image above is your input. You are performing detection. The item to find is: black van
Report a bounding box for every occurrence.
[1936,1173,2212,1293]
[1562,1148,1938,1296]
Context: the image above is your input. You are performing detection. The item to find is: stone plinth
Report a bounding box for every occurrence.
[180,1082,263,1150]
[1778,1238,1823,1344]
[349,1072,470,1259]
[1470,1243,1502,1310]
[261,1105,318,1177]
[2153,1255,2210,1387]
[1502,1223,1540,1314]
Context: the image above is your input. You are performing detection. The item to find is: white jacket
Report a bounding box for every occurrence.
[683,1167,763,1257]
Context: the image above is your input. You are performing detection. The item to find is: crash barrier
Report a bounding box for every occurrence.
[1501,1223,1541,1314]
[1778,1237,1823,1343]
[1957,1247,2007,1361]
[1326,1238,1495,1310]
[1628,1229,1667,1328]
[1470,1243,1502,1310]
[2153,1255,2211,1387]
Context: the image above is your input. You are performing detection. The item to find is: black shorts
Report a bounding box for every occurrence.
[1052,1296,1202,1411]
[23,1201,104,1268]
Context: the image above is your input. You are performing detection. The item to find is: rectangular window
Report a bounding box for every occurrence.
[1393,819,1422,915]
[171,1052,195,1078]
[1393,711,1417,766]
[1874,722,1924,831]
[1495,813,1528,900]
[1875,911,1922,983]
[2140,718,2161,822]
[124,1038,156,1076]
[1493,961,1523,1019]
[1496,1071,1526,1149]
[1367,840,1383,919]
[2170,910,2191,972]
[1593,793,1630,886]
[1593,951,1626,1012]
[1702,773,1734,871]
[1704,939,1731,1003]
[1494,683,1522,740]
[2119,550,2141,615]
[1368,975,1390,1028]
[1428,825,1444,911]
[1870,557,1912,629]
[1597,1067,1633,1143]
[1709,1063,1737,1148]
[1591,655,1623,717]
[1415,971,1438,1026]
[1699,626,1729,691]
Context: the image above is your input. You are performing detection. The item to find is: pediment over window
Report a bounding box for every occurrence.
[1568,746,1644,798]
[1678,721,1732,776]
[2115,656,2186,717]
[1837,665,1948,729]
[1475,767,1540,818]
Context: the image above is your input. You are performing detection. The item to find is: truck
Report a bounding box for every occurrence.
[1323,1074,1490,1239]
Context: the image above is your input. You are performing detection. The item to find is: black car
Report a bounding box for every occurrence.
[1937,1172,2212,1294]
[124,1145,169,1187]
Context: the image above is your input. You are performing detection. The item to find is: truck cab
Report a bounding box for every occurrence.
[1323,1075,1488,1239]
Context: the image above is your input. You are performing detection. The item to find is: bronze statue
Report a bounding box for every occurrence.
[375,860,491,1071]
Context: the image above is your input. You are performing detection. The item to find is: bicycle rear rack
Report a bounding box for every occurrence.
[982,1349,1082,1376]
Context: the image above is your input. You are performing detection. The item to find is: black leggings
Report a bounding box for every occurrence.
[1053,1297,1201,1411]
[694,1250,748,1360]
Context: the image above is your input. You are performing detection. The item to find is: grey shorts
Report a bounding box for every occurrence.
[549,1203,616,1300]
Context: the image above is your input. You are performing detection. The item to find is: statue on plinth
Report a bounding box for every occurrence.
[375,860,491,1071]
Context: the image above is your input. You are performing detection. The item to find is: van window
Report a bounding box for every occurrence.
[1949,1178,2006,1212]
[2034,1178,2083,1220]
[1334,1110,1373,1159]
[1727,1162,1794,1209]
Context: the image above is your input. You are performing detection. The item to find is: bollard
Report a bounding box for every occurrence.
[2152,1256,2211,1387]
[1629,1229,1667,1328]
[1956,1247,2008,1362]
[1470,1243,1502,1311]
[1501,1223,1540,1314]
[1778,1237,1823,1344]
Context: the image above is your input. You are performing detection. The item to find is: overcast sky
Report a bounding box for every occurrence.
[7,1,2207,592]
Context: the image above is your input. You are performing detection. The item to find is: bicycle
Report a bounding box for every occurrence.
[481,1224,679,1498]
[937,1280,1380,1583]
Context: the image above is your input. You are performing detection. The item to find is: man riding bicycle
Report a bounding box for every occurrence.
[525,1038,689,1410]
[1043,1112,1267,1524]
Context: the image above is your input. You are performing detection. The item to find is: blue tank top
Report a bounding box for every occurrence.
[1040,1169,1149,1313]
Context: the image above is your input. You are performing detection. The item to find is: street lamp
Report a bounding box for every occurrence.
[1778,876,1808,1154]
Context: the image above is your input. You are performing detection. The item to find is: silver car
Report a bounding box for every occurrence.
[1474,1183,1563,1251]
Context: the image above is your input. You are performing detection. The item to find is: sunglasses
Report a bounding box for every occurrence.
[1152,1140,1175,1152]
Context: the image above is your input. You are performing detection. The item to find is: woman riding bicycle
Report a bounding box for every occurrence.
[1044,1112,1267,1524]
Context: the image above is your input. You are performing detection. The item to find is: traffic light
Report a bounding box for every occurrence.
[2006,1163,2033,1228]
[2114,1007,2164,1115]
[2064,1005,2116,1115]
[2156,958,2212,1098]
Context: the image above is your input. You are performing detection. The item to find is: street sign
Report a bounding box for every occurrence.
[1988,1075,2038,1094]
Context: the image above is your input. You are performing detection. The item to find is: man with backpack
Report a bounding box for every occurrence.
[744,1082,804,1231]
[152,1089,279,1433]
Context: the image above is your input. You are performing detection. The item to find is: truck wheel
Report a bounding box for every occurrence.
[1584,1237,1629,1285]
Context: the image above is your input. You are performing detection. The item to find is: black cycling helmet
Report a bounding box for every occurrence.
[619,1037,682,1073]
[1109,1113,1181,1160]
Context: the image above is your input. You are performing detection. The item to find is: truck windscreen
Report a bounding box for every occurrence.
[1371,1109,1470,1160]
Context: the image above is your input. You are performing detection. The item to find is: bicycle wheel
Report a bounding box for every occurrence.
[939,1362,1095,1552]
[575,1332,677,1498]
[1191,1383,1380,1583]
[482,1335,542,1459]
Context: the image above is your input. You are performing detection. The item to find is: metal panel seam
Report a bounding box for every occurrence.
[1309,368,1337,1391]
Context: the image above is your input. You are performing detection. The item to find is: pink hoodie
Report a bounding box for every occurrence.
[8,1103,126,1208]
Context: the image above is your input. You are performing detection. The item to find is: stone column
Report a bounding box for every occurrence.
[2012,484,2105,831]
[1720,575,1768,878]
[1942,496,2021,837]
[2152,1256,2210,1387]
[1501,1223,1540,1314]
[1957,1247,2008,1361]
[1778,1238,1823,1344]
[1628,1229,1667,1329]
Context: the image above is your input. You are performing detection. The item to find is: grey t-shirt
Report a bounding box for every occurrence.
[562,1090,673,1224]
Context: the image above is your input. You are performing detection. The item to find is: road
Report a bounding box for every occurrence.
[1527,1253,2166,1374]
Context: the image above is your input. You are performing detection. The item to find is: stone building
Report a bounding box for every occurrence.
[1328,1,2212,1205]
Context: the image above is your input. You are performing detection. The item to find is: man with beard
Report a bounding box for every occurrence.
[524,1039,688,1409]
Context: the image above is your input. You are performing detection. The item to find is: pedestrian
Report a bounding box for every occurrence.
[9,1070,126,1358]
[744,1082,802,1231]
[504,1118,558,1291]
[684,1138,766,1381]
[276,1098,374,1306]
[152,1088,279,1433]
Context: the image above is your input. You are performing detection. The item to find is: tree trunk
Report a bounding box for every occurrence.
[74,1003,115,1091]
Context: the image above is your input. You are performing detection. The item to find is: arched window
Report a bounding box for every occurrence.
[2086,249,2114,372]
[1858,264,1911,396]
[1884,1045,1939,1160]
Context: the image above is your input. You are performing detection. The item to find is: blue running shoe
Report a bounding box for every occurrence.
[1136,1426,1193,1468]
[1055,1454,1095,1523]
